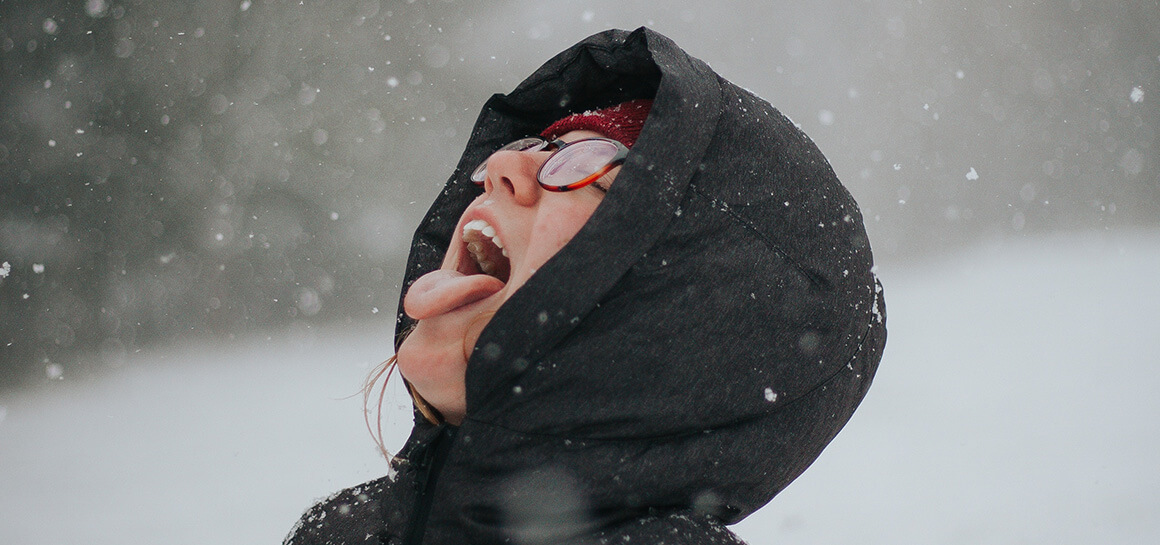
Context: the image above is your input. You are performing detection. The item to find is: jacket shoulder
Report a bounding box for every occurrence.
[283,474,404,545]
[593,511,749,545]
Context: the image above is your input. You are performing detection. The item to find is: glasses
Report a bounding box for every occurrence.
[470,137,629,192]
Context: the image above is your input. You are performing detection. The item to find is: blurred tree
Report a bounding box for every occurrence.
[1,0,499,387]
[850,0,1160,254]
[3,0,1157,387]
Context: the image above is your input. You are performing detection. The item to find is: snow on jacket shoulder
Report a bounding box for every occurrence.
[286,26,886,545]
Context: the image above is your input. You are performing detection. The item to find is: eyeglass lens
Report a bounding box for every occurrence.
[469,138,546,183]
[539,140,621,188]
[470,138,623,190]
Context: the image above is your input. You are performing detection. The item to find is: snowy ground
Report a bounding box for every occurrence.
[2,229,1158,544]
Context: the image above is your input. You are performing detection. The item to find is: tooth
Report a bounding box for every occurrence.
[480,261,495,275]
[501,248,509,258]
[464,219,486,233]
[467,242,483,254]
[491,235,504,248]
[481,225,496,238]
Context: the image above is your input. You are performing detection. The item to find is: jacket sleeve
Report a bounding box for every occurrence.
[591,511,750,545]
[283,474,408,545]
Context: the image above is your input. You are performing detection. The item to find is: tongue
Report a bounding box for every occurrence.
[404,269,505,320]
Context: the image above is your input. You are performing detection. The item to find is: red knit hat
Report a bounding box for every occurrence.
[540,99,653,148]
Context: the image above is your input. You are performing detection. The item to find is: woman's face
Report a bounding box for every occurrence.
[397,130,617,424]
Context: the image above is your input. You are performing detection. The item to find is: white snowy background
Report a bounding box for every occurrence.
[3,229,1158,544]
[2,1,1159,543]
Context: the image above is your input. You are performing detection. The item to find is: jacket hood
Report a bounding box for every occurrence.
[396,27,886,544]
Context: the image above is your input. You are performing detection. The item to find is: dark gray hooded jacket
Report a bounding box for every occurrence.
[286,27,886,545]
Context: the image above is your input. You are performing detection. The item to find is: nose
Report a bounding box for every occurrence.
[482,149,543,206]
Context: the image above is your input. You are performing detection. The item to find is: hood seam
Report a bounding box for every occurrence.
[685,183,830,290]
[493,34,655,124]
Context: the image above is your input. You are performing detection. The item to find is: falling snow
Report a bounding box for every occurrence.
[1,4,1157,543]
[3,232,1157,545]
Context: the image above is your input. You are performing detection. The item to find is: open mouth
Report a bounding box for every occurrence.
[462,219,511,284]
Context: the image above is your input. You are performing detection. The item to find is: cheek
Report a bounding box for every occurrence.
[532,203,599,254]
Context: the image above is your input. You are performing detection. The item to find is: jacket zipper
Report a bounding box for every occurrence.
[400,425,457,545]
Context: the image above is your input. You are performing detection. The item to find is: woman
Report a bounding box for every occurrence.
[286,27,886,545]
